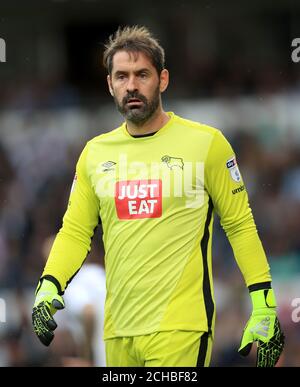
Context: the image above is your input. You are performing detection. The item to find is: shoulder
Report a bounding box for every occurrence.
[86,126,123,147]
[76,126,123,169]
[174,114,221,138]
[83,126,124,156]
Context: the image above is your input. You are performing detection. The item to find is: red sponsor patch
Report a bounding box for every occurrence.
[115,179,162,219]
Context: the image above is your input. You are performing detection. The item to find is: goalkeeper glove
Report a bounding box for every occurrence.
[32,278,65,346]
[238,287,284,367]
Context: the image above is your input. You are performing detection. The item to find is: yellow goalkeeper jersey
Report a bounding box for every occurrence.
[43,112,271,339]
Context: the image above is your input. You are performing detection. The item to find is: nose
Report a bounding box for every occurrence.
[126,75,138,93]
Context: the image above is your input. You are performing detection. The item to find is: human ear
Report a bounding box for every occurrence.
[159,69,169,93]
[107,75,114,96]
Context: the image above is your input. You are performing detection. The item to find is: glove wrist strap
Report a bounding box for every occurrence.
[40,275,63,295]
[250,288,277,309]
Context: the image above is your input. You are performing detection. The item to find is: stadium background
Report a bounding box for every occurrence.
[0,0,300,366]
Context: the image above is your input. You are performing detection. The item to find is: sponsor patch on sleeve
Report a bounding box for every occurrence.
[226,157,242,183]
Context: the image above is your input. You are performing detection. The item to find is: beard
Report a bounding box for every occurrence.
[114,86,161,125]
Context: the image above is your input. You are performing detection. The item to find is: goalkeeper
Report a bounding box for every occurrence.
[32,25,284,367]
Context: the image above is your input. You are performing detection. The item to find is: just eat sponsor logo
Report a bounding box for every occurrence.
[115,179,162,219]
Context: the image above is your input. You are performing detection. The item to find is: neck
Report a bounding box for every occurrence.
[125,108,170,136]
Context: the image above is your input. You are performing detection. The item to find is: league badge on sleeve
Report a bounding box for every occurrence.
[226,157,242,183]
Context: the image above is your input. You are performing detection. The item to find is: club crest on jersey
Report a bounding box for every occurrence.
[161,155,184,170]
[226,157,241,183]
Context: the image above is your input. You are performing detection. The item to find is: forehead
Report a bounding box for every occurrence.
[111,50,155,73]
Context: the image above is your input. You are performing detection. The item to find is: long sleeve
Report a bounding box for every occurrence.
[42,144,100,292]
[205,130,271,286]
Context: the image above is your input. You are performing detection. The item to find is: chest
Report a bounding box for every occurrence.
[89,144,207,219]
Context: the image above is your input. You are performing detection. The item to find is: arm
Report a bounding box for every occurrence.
[32,144,100,346]
[205,130,284,366]
[205,130,270,286]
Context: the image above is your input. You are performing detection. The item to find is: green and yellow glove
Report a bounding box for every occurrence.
[238,287,284,367]
[32,278,65,346]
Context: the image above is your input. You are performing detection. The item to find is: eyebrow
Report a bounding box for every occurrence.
[114,68,151,77]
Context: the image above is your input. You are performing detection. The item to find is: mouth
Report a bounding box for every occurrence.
[126,98,144,108]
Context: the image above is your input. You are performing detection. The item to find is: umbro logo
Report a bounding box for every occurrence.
[250,316,271,337]
[102,161,116,172]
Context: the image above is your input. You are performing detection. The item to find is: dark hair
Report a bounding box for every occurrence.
[103,25,165,76]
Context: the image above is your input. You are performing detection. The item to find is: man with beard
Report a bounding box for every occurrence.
[32,26,284,367]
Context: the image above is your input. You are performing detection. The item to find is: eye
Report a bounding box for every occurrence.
[140,72,148,79]
[115,73,127,81]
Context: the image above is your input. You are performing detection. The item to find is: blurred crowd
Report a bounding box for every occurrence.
[1,63,300,111]
[212,129,300,366]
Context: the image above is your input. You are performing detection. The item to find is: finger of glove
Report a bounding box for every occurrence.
[257,341,281,367]
[52,298,65,310]
[32,314,55,346]
[256,322,285,367]
[238,342,253,357]
[257,346,272,367]
[34,303,58,331]
[238,329,254,356]
[257,345,266,367]
[37,329,54,347]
